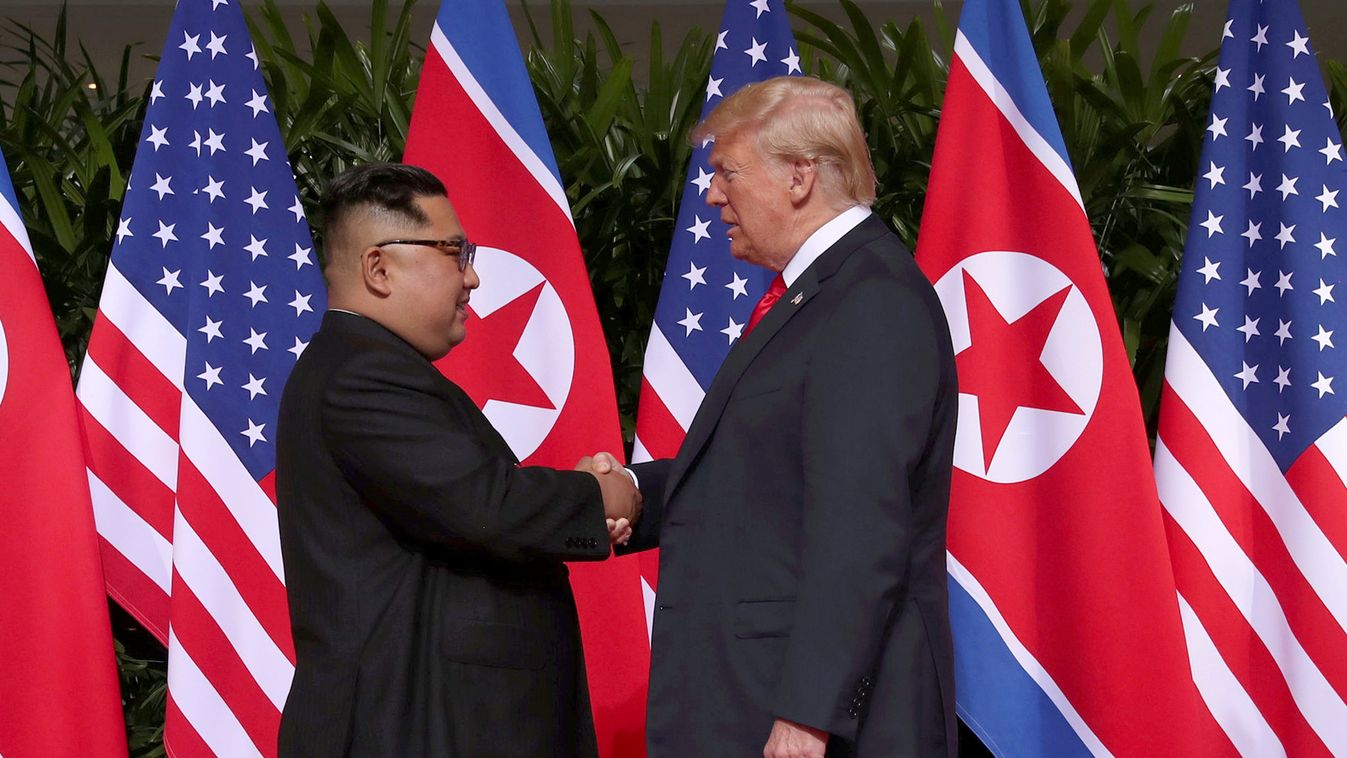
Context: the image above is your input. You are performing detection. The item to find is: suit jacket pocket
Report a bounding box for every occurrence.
[733,383,785,402]
[734,599,796,639]
[441,620,546,670]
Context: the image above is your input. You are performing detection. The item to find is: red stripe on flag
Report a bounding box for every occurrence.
[258,469,278,506]
[165,693,216,758]
[177,456,295,662]
[98,535,170,644]
[171,575,282,757]
[634,378,686,460]
[81,408,175,542]
[86,314,182,438]
[1160,386,1347,700]
[1164,512,1332,757]
[1287,445,1347,564]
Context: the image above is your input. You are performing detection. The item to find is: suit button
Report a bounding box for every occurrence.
[588,538,598,548]
[846,708,858,719]
[565,537,574,547]
[862,677,872,686]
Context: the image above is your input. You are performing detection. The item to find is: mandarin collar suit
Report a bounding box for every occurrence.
[628,214,960,757]
[275,312,609,757]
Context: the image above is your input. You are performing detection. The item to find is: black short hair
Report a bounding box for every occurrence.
[321,162,447,231]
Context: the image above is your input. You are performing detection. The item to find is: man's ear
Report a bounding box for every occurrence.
[788,158,817,206]
[360,246,393,297]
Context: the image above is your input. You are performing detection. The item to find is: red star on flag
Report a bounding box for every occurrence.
[956,271,1083,469]
[440,282,555,410]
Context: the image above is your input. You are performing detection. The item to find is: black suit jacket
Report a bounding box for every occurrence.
[275,311,610,757]
[626,215,958,757]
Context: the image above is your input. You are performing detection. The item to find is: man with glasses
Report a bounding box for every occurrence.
[275,162,639,757]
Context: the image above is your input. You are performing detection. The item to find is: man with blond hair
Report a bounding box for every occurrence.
[613,76,959,757]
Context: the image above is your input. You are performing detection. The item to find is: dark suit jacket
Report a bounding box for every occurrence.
[275,311,610,757]
[626,215,959,757]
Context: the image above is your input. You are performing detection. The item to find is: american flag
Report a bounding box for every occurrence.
[1155,0,1347,754]
[631,0,800,619]
[75,0,325,754]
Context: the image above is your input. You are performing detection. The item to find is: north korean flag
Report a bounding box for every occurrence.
[405,2,649,755]
[914,0,1233,754]
[0,149,127,757]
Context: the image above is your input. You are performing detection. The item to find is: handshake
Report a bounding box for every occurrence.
[575,452,640,546]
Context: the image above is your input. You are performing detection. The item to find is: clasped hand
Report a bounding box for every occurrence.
[574,452,639,545]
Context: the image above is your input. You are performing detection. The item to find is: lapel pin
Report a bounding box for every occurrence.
[791,293,803,305]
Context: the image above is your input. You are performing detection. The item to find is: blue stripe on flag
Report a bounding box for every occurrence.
[434,0,564,188]
[958,0,1072,170]
[0,150,22,217]
[949,575,1093,758]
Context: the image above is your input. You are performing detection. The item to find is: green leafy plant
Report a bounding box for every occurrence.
[791,0,947,245]
[522,0,714,435]
[248,0,424,222]
[0,6,144,365]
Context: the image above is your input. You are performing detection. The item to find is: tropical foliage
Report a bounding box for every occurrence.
[3,0,1346,750]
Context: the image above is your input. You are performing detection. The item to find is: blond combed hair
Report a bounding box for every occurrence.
[693,76,877,207]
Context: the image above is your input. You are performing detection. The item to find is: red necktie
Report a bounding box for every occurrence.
[743,274,787,338]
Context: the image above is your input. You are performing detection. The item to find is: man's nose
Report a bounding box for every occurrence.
[464,262,481,289]
[706,177,727,206]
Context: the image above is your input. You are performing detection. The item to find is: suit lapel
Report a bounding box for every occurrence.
[661,216,892,503]
[665,270,819,495]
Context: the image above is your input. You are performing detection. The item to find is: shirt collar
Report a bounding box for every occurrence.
[781,205,873,286]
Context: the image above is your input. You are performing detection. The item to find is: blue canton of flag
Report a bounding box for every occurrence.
[114,0,325,476]
[653,0,802,388]
[1174,0,1346,468]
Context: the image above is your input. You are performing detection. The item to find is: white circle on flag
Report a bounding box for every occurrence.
[471,246,574,460]
[0,317,8,406]
[932,251,1103,483]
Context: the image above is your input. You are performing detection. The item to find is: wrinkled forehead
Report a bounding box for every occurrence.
[707,127,762,166]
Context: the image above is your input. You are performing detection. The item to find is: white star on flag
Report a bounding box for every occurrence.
[687,215,712,243]
[243,327,268,353]
[691,167,714,195]
[245,187,268,214]
[198,362,223,390]
[241,420,266,447]
[157,267,183,295]
[744,38,768,66]
[246,89,269,117]
[206,31,227,59]
[678,308,704,336]
[242,374,267,399]
[683,262,707,289]
[147,125,170,151]
[1275,320,1293,345]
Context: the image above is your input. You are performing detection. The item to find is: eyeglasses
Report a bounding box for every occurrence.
[374,238,477,271]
